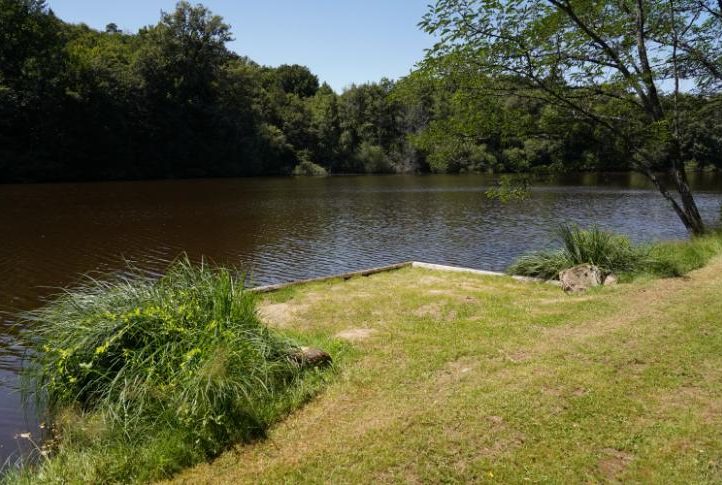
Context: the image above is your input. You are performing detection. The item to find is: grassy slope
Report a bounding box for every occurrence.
[168,259,722,484]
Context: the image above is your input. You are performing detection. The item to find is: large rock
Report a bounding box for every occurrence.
[603,273,619,286]
[289,346,332,367]
[559,264,603,292]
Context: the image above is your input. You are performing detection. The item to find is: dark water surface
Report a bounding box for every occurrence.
[1,172,721,465]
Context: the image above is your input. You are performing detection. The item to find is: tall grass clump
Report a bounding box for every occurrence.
[508,225,651,279]
[9,257,330,483]
[509,225,722,281]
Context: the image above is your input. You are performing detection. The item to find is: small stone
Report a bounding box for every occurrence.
[289,346,332,367]
[603,274,619,286]
[559,264,603,292]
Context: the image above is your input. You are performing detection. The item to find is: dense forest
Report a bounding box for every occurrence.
[1,0,720,182]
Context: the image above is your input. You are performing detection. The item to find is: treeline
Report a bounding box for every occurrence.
[1,0,720,182]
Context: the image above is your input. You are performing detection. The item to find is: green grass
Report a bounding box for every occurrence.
[163,258,722,484]
[508,225,722,280]
[645,232,722,277]
[5,258,336,484]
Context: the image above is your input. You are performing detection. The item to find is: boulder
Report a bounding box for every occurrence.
[603,273,619,286]
[289,346,332,367]
[559,264,602,292]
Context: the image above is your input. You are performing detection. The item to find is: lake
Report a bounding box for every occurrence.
[1,172,721,465]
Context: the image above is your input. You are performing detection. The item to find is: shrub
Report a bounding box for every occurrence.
[354,142,395,173]
[292,151,328,176]
[292,160,328,176]
[12,257,328,483]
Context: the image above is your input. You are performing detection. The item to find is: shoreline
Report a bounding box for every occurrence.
[2,169,722,187]
[250,260,557,294]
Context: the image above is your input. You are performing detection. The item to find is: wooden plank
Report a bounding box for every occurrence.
[248,261,413,293]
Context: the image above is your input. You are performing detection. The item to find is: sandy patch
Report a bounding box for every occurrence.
[259,302,303,326]
[335,328,377,341]
[501,350,531,363]
[598,448,633,480]
[413,303,443,319]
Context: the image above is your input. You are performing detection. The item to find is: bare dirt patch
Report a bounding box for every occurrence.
[503,350,531,363]
[598,448,634,480]
[258,291,330,327]
[259,301,305,327]
[335,328,377,341]
[537,296,592,305]
[413,303,444,319]
[487,415,505,425]
[433,357,478,388]
[259,302,292,325]
[417,275,447,286]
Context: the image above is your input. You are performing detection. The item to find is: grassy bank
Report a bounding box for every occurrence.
[5,259,338,484]
[8,233,722,483]
[164,255,722,483]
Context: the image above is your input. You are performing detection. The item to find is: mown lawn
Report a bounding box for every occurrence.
[168,258,722,484]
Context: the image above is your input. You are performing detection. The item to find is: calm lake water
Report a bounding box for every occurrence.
[1,172,721,465]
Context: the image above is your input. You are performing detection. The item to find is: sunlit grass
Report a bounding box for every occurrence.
[645,231,722,277]
[166,259,722,484]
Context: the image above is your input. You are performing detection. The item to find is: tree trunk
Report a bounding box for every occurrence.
[632,1,705,234]
[669,133,706,235]
[642,167,706,236]
[670,166,706,235]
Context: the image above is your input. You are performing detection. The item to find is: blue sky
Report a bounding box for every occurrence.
[48,1,434,92]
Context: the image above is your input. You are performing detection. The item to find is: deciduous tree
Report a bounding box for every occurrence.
[421,0,722,233]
